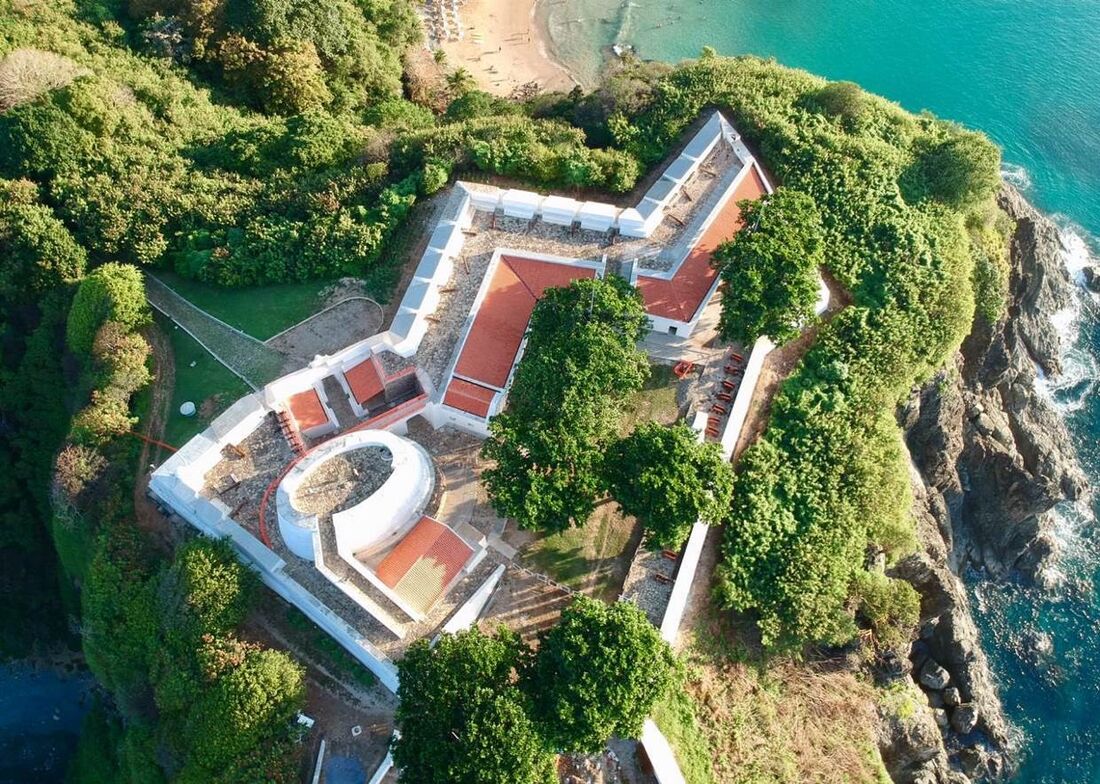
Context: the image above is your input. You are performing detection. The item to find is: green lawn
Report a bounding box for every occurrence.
[523,504,640,600]
[152,271,329,340]
[651,685,717,784]
[159,312,251,446]
[620,362,682,433]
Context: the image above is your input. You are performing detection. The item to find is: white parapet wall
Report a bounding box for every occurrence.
[440,564,505,637]
[149,389,401,693]
[641,720,688,784]
[719,335,775,461]
[658,521,711,645]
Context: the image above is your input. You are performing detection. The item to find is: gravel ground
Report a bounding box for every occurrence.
[292,447,393,518]
[619,541,677,627]
[267,298,384,363]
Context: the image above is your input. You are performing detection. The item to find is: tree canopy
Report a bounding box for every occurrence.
[394,628,555,784]
[606,422,735,550]
[526,597,677,753]
[712,187,824,345]
[481,276,649,533]
[65,262,149,354]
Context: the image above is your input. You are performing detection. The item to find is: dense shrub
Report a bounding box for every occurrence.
[66,262,149,354]
[130,0,419,114]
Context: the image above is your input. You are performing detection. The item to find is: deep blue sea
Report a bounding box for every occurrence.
[542,1,1100,780]
[0,663,95,783]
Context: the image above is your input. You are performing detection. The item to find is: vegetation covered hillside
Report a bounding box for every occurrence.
[1,0,1007,779]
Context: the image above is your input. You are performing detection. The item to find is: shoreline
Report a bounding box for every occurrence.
[438,0,581,97]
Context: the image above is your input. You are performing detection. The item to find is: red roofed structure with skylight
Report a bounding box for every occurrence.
[286,388,330,435]
[374,516,474,615]
[344,356,385,406]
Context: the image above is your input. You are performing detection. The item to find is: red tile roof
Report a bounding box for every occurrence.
[453,256,596,389]
[638,164,768,323]
[286,388,328,432]
[344,357,385,405]
[376,517,473,612]
[443,377,497,419]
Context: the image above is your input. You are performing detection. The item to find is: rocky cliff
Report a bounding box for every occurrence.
[879,184,1087,783]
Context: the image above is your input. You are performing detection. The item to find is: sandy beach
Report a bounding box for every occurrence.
[438,0,577,97]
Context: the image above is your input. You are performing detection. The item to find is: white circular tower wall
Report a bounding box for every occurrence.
[276,429,435,561]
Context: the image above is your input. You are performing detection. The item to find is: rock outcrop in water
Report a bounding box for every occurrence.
[880,184,1087,783]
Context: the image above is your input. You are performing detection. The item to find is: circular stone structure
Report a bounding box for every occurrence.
[276,429,435,561]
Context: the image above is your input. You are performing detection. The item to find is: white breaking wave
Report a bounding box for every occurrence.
[1032,214,1100,414]
[1001,161,1033,192]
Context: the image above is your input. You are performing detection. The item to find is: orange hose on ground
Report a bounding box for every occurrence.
[131,430,178,452]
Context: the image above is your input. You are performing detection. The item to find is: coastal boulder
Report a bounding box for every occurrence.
[951,703,979,735]
[919,660,951,691]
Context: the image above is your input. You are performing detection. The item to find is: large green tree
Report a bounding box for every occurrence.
[606,422,735,550]
[393,628,555,784]
[712,187,824,345]
[526,597,676,753]
[481,276,649,533]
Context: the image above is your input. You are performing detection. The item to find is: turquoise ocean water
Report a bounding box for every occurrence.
[541,1,1100,780]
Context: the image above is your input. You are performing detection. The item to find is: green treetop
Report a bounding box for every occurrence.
[606,422,735,550]
[481,276,649,533]
[526,597,676,753]
[712,187,824,345]
[393,628,555,784]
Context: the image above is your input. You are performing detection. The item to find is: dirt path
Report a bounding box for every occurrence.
[132,322,176,548]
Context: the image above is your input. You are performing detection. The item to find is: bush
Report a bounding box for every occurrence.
[183,647,305,773]
[92,321,152,396]
[906,132,1001,209]
[69,390,137,445]
[851,570,920,651]
[804,81,867,128]
[0,48,89,112]
[66,262,149,355]
[158,538,258,645]
[53,444,107,503]
[0,179,87,298]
